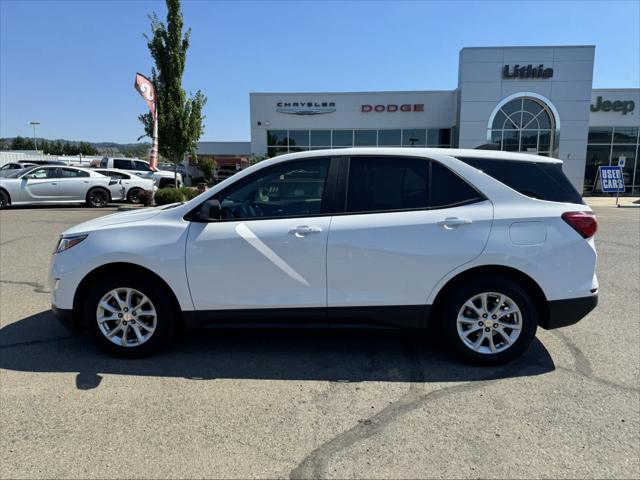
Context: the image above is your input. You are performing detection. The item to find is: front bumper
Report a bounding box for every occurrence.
[541,295,598,329]
[52,304,81,331]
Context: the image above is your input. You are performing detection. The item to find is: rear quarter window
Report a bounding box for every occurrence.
[457,157,584,205]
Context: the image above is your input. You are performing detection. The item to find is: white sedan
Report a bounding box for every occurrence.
[0,165,124,208]
[94,169,156,204]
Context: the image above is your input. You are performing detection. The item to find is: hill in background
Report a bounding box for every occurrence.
[0,136,151,158]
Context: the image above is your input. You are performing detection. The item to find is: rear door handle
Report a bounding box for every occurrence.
[437,217,473,229]
[289,225,322,237]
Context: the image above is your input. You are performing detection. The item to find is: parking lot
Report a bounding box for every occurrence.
[0,205,638,479]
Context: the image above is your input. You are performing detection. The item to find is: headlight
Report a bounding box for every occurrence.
[54,234,88,254]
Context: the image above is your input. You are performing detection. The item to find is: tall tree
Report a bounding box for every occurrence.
[139,0,207,185]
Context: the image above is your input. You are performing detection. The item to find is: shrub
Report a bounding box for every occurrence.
[154,187,200,206]
[137,190,155,206]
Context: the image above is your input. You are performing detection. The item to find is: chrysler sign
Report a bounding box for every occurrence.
[276,101,336,115]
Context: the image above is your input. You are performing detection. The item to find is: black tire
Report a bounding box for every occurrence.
[127,187,143,204]
[159,179,174,189]
[86,187,110,208]
[440,275,538,366]
[83,271,178,357]
[0,189,9,209]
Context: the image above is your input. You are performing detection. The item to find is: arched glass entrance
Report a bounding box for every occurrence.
[488,96,556,156]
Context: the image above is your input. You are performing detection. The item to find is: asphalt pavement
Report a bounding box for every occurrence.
[0,204,638,479]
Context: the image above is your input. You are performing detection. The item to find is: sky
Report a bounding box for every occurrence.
[1,0,639,144]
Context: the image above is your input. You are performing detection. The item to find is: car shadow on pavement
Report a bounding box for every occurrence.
[0,310,555,390]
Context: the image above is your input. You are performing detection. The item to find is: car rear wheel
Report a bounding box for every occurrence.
[83,272,177,357]
[0,190,9,209]
[86,187,110,208]
[127,187,143,204]
[441,275,538,366]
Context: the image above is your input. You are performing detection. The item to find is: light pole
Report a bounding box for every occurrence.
[28,121,40,151]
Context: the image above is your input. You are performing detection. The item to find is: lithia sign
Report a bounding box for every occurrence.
[502,64,554,79]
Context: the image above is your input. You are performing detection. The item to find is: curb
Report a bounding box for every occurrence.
[117,204,146,212]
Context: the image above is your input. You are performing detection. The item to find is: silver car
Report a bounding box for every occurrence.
[94,169,156,204]
[0,166,124,209]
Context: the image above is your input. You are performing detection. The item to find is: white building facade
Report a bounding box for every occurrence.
[247,46,639,194]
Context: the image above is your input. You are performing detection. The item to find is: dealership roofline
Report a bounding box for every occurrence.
[250,90,455,96]
[460,45,596,50]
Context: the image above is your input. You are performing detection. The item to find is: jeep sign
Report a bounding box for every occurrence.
[590,96,635,115]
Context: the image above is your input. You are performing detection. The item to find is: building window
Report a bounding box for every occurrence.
[488,97,555,155]
[585,126,639,194]
[267,128,453,155]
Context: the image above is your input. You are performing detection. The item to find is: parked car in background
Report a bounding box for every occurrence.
[158,162,187,177]
[94,168,156,203]
[19,160,67,166]
[0,162,37,176]
[0,165,124,208]
[49,148,598,365]
[98,158,182,189]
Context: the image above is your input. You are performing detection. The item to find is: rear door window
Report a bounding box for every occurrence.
[60,168,89,178]
[345,156,483,213]
[346,157,428,213]
[457,157,584,204]
[429,161,484,208]
[113,159,133,170]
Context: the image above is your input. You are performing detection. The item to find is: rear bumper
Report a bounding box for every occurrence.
[542,295,598,329]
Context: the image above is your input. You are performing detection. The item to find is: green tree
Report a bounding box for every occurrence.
[197,157,215,184]
[10,136,34,150]
[78,141,97,155]
[138,0,207,186]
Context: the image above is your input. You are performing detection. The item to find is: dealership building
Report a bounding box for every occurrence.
[226,45,638,194]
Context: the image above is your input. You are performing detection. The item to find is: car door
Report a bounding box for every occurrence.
[185,157,334,321]
[57,168,91,200]
[98,170,129,199]
[327,156,493,328]
[21,167,61,201]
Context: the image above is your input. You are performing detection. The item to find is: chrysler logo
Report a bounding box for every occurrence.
[276,102,336,115]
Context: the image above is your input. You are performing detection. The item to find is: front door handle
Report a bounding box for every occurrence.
[437,217,473,229]
[289,225,322,237]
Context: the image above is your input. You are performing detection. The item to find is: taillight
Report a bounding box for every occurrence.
[562,211,598,239]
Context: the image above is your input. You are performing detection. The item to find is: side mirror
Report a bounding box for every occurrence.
[187,198,221,222]
[205,199,221,220]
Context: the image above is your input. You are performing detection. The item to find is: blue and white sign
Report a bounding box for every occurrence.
[599,166,625,193]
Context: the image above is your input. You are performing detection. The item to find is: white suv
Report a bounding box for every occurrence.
[49,148,598,364]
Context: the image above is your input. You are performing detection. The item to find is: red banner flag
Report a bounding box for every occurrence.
[134,73,158,171]
[134,73,156,117]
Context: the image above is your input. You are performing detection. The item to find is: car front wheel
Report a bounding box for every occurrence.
[441,275,538,365]
[83,272,177,357]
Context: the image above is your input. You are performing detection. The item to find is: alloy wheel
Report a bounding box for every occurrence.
[89,189,109,207]
[128,189,142,204]
[456,292,522,354]
[96,287,157,347]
